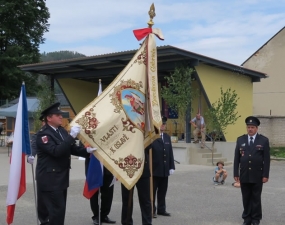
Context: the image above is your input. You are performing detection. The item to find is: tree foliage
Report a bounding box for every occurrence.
[41,51,86,62]
[161,64,196,129]
[0,0,50,100]
[33,76,56,131]
[205,87,241,141]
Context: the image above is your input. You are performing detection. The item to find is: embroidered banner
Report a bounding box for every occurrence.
[70,29,163,190]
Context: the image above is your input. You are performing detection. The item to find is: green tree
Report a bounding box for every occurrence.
[205,87,241,164]
[161,63,196,137]
[33,76,56,132]
[0,0,50,100]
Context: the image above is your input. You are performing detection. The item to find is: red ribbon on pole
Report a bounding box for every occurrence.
[133,28,153,41]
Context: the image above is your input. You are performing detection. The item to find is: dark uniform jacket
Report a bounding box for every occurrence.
[149,133,175,177]
[36,125,88,191]
[31,133,38,156]
[233,133,270,183]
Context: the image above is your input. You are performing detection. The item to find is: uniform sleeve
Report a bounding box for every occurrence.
[263,138,270,178]
[70,144,89,158]
[31,133,37,156]
[191,117,196,123]
[233,138,240,177]
[169,138,175,170]
[36,132,76,157]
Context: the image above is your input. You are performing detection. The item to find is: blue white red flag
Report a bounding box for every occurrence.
[83,80,103,199]
[6,83,31,224]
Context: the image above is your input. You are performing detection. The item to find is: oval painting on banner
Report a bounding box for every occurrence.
[121,89,145,132]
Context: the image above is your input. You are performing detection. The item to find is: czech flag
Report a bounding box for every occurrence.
[83,80,103,199]
[6,83,31,224]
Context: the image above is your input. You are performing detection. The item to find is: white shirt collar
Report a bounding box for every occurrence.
[248,133,257,142]
[49,124,58,131]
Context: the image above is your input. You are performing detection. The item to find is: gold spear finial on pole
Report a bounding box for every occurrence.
[147,3,156,28]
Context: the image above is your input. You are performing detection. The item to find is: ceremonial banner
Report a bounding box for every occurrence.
[71,29,163,190]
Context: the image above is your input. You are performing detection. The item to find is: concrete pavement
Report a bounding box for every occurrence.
[0,146,285,225]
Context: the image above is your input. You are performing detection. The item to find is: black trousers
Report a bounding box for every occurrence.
[36,183,49,224]
[121,177,152,225]
[90,174,114,219]
[240,182,263,223]
[41,189,67,225]
[153,176,169,214]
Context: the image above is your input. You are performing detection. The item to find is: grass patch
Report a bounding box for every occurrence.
[271,147,285,158]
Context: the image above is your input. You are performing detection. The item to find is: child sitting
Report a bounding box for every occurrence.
[213,161,227,185]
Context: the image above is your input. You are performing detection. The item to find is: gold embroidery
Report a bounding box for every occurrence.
[115,154,143,178]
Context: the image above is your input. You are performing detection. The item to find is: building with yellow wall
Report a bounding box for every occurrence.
[20,46,266,142]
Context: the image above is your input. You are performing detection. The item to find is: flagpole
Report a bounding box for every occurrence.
[31,164,40,225]
[149,147,154,217]
[147,3,155,218]
[98,79,102,225]
[98,189,101,225]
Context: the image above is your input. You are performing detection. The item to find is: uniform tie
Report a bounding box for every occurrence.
[56,129,64,140]
[161,133,164,143]
[249,136,253,146]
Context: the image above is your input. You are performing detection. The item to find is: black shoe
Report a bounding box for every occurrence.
[158,211,171,216]
[93,217,99,225]
[242,222,251,225]
[101,216,116,224]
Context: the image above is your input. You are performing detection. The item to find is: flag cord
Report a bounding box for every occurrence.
[31,164,40,225]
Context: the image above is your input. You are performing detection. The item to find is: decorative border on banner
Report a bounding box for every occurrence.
[75,108,99,143]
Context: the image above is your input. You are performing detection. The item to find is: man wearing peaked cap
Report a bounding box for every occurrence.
[149,114,175,218]
[35,102,96,225]
[40,102,63,119]
[245,116,260,127]
[233,116,270,225]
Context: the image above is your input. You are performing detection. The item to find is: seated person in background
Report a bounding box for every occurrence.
[190,113,206,148]
[213,161,227,185]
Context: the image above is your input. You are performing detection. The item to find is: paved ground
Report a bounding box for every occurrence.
[0,146,285,225]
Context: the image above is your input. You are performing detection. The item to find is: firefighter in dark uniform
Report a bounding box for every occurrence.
[121,148,152,225]
[150,116,175,217]
[85,158,116,225]
[36,102,93,225]
[233,116,270,225]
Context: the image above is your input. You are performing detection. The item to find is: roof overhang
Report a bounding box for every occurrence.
[19,45,267,84]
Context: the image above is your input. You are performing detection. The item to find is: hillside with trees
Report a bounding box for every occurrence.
[41,51,86,62]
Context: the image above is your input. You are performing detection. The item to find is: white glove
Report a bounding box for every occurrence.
[70,125,81,138]
[27,156,35,164]
[169,169,175,175]
[86,147,97,153]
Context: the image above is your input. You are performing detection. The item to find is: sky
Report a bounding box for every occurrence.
[40,0,285,65]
